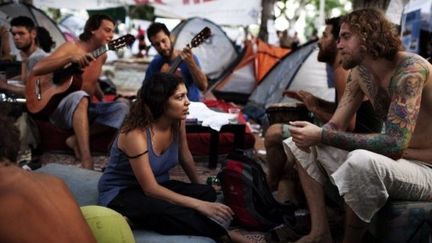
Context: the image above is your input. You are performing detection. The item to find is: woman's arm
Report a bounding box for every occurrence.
[119,129,233,224]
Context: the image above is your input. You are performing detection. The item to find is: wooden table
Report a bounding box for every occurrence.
[186,123,246,168]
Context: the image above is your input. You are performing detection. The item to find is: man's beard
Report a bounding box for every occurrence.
[18,41,32,53]
[317,43,337,64]
[341,51,364,69]
[162,48,173,61]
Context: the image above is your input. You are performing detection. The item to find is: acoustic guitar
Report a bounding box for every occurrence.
[164,27,211,74]
[25,34,135,117]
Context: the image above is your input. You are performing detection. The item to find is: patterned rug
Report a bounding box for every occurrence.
[39,152,267,242]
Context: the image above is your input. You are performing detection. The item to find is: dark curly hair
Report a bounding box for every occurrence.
[10,16,35,32]
[341,8,402,60]
[147,22,170,44]
[0,111,20,164]
[79,14,114,41]
[37,27,55,52]
[121,73,183,134]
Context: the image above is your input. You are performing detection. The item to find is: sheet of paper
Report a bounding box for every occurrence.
[187,102,237,131]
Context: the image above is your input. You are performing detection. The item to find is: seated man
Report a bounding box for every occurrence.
[0,16,49,97]
[285,9,432,243]
[0,111,97,243]
[0,17,53,166]
[145,22,208,102]
[32,14,129,170]
[264,17,382,203]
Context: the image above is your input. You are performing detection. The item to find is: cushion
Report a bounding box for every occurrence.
[36,164,215,243]
[371,201,432,242]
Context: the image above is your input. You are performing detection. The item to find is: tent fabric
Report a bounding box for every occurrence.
[0,2,65,57]
[171,17,240,81]
[247,41,334,110]
[255,39,291,83]
[59,15,86,39]
[211,38,290,104]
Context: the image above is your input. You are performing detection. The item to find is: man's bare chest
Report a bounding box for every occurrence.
[360,81,391,119]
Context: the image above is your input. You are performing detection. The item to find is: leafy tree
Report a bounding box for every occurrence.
[258,0,402,42]
[129,4,155,21]
[258,0,347,42]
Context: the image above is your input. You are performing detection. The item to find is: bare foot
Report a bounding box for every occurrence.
[65,136,80,160]
[295,233,333,243]
[80,160,94,170]
[228,229,250,243]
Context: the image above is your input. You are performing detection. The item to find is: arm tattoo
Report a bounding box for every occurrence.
[336,72,363,111]
[322,56,427,158]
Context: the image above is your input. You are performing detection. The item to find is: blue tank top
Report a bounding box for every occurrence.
[98,128,179,206]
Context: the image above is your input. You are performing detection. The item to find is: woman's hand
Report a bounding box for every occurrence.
[195,201,234,225]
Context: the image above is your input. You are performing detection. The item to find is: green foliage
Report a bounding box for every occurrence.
[309,0,347,16]
[274,0,350,40]
[129,5,155,21]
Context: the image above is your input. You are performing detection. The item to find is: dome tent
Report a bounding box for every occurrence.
[171,17,240,82]
[0,2,66,57]
[243,41,335,124]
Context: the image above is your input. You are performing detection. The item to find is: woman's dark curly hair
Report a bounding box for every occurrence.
[79,14,114,41]
[341,8,402,60]
[37,27,55,52]
[0,112,20,164]
[121,72,183,134]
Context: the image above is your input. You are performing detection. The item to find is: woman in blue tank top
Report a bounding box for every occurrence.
[98,73,248,242]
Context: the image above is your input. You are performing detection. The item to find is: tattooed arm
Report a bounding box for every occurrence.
[321,58,427,159]
[324,70,364,132]
[288,70,364,150]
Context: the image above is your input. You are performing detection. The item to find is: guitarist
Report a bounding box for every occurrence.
[32,14,129,170]
[145,22,208,102]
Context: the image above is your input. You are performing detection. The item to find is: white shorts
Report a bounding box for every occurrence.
[283,137,432,222]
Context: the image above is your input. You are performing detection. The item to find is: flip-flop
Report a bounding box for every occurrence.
[264,224,303,243]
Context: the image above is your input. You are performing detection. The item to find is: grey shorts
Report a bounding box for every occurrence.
[50,91,129,130]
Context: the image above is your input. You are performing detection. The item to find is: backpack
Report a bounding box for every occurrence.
[217,150,296,230]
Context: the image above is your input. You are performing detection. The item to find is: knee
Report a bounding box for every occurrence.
[264,124,283,148]
[343,149,379,175]
[200,185,217,202]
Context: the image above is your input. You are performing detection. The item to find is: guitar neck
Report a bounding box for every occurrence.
[91,44,109,58]
[167,56,183,74]
[63,44,109,71]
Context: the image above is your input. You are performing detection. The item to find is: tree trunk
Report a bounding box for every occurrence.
[352,0,391,10]
[258,0,277,42]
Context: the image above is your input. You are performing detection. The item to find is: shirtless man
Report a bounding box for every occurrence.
[264,17,381,203]
[0,111,96,243]
[284,9,432,243]
[33,14,129,169]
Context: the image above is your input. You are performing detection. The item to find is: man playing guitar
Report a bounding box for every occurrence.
[145,22,208,102]
[32,14,129,170]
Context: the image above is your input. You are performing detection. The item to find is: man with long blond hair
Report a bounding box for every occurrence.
[283,8,432,243]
